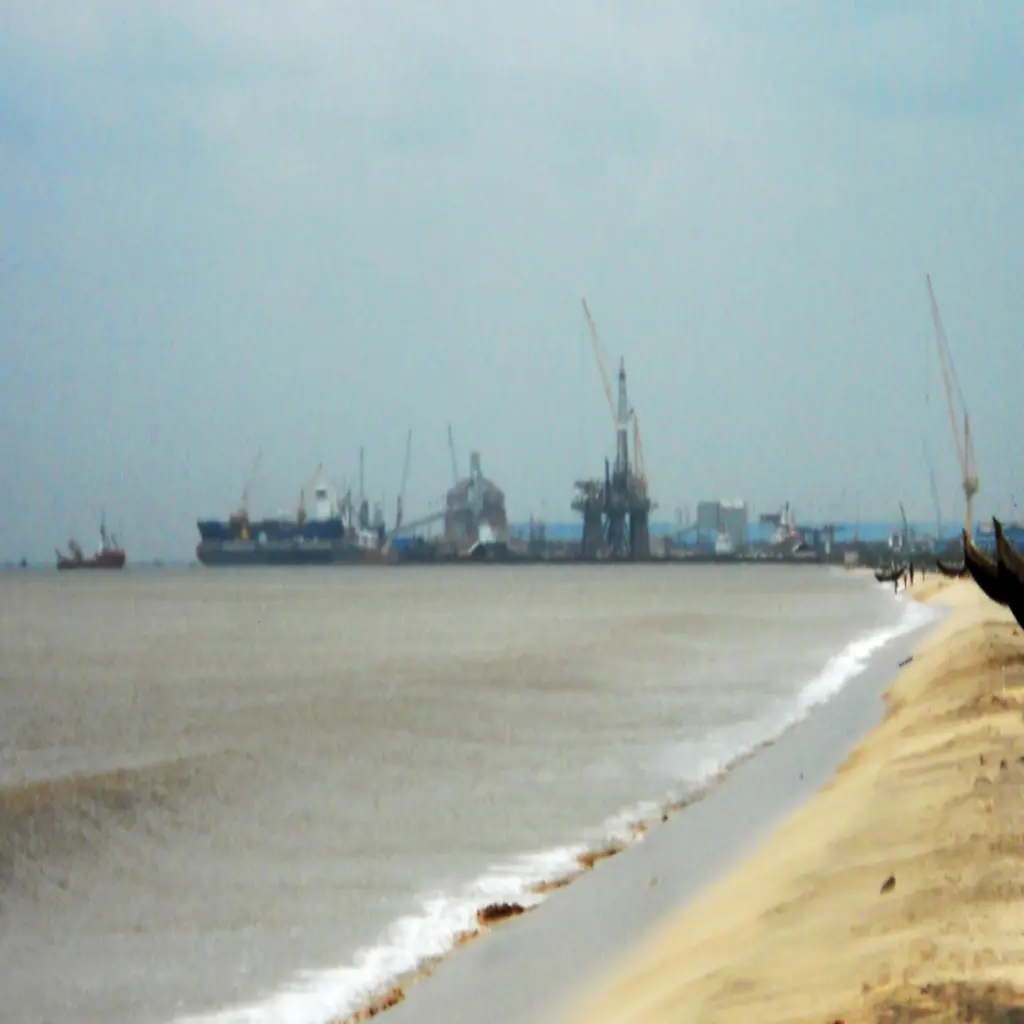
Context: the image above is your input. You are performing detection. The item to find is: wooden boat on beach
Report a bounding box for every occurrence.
[935,558,968,579]
[992,518,1024,629]
[962,530,1004,605]
[961,527,1024,632]
[874,564,906,584]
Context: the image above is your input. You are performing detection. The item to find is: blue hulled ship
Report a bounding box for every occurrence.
[196,465,387,567]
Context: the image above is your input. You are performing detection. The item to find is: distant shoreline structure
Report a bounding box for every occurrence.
[6,517,1021,571]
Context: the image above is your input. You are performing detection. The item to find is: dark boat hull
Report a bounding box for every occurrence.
[963,531,1008,606]
[56,551,126,570]
[992,519,1024,629]
[197,517,345,543]
[874,564,906,584]
[196,540,383,567]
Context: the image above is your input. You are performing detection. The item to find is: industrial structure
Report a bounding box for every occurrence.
[384,426,510,558]
[188,284,994,571]
[572,298,653,560]
[696,500,749,552]
[444,450,510,553]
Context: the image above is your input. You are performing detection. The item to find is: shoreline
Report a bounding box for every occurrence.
[3,559,915,574]
[334,581,939,1024]
[564,575,1024,1022]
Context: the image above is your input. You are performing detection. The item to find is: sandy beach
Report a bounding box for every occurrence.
[565,575,1024,1023]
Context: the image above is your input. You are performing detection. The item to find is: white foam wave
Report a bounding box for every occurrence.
[599,800,663,845]
[173,842,589,1024]
[174,596,937,1024]
[658,593,936,791]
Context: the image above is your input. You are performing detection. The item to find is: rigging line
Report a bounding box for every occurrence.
[579,314,585,475]
[942,289,969,411]
[926,326,932,439]
[947,339,968,412]
[933,280,969,411]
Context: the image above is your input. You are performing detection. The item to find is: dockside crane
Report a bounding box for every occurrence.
[926,274,979,538]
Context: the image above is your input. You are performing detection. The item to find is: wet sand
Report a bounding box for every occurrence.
[566,575,1024,1023]
[341,583,940,1024]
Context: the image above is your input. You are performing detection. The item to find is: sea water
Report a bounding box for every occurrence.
[0,565,929,1023]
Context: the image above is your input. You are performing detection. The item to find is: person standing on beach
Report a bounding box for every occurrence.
[909,562,915,586]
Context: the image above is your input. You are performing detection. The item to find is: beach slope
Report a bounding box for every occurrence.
[566,578,1024,1023]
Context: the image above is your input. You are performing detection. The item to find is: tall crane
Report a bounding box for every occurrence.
[581,298,648,491]
[395,428,412,531]
[926,274,978,537]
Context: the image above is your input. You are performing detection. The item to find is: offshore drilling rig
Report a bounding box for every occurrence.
[572,298,653,560]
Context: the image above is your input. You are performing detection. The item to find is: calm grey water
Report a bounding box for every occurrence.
[0,565,914,1024]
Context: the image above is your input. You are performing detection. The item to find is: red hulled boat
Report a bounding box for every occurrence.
[56,519,126,571]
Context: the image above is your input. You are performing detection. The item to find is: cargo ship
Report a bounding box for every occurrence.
[56,519,126,570]
[196,467,388,567]
[198,443,517,568]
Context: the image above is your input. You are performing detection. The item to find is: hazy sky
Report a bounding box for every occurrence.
[2,2,1022,559]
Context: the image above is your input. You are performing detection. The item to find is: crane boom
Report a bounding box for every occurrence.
[581,298,618,427]
[581,298,649,492]
[926,275,967,476]
[925,274,979,536]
